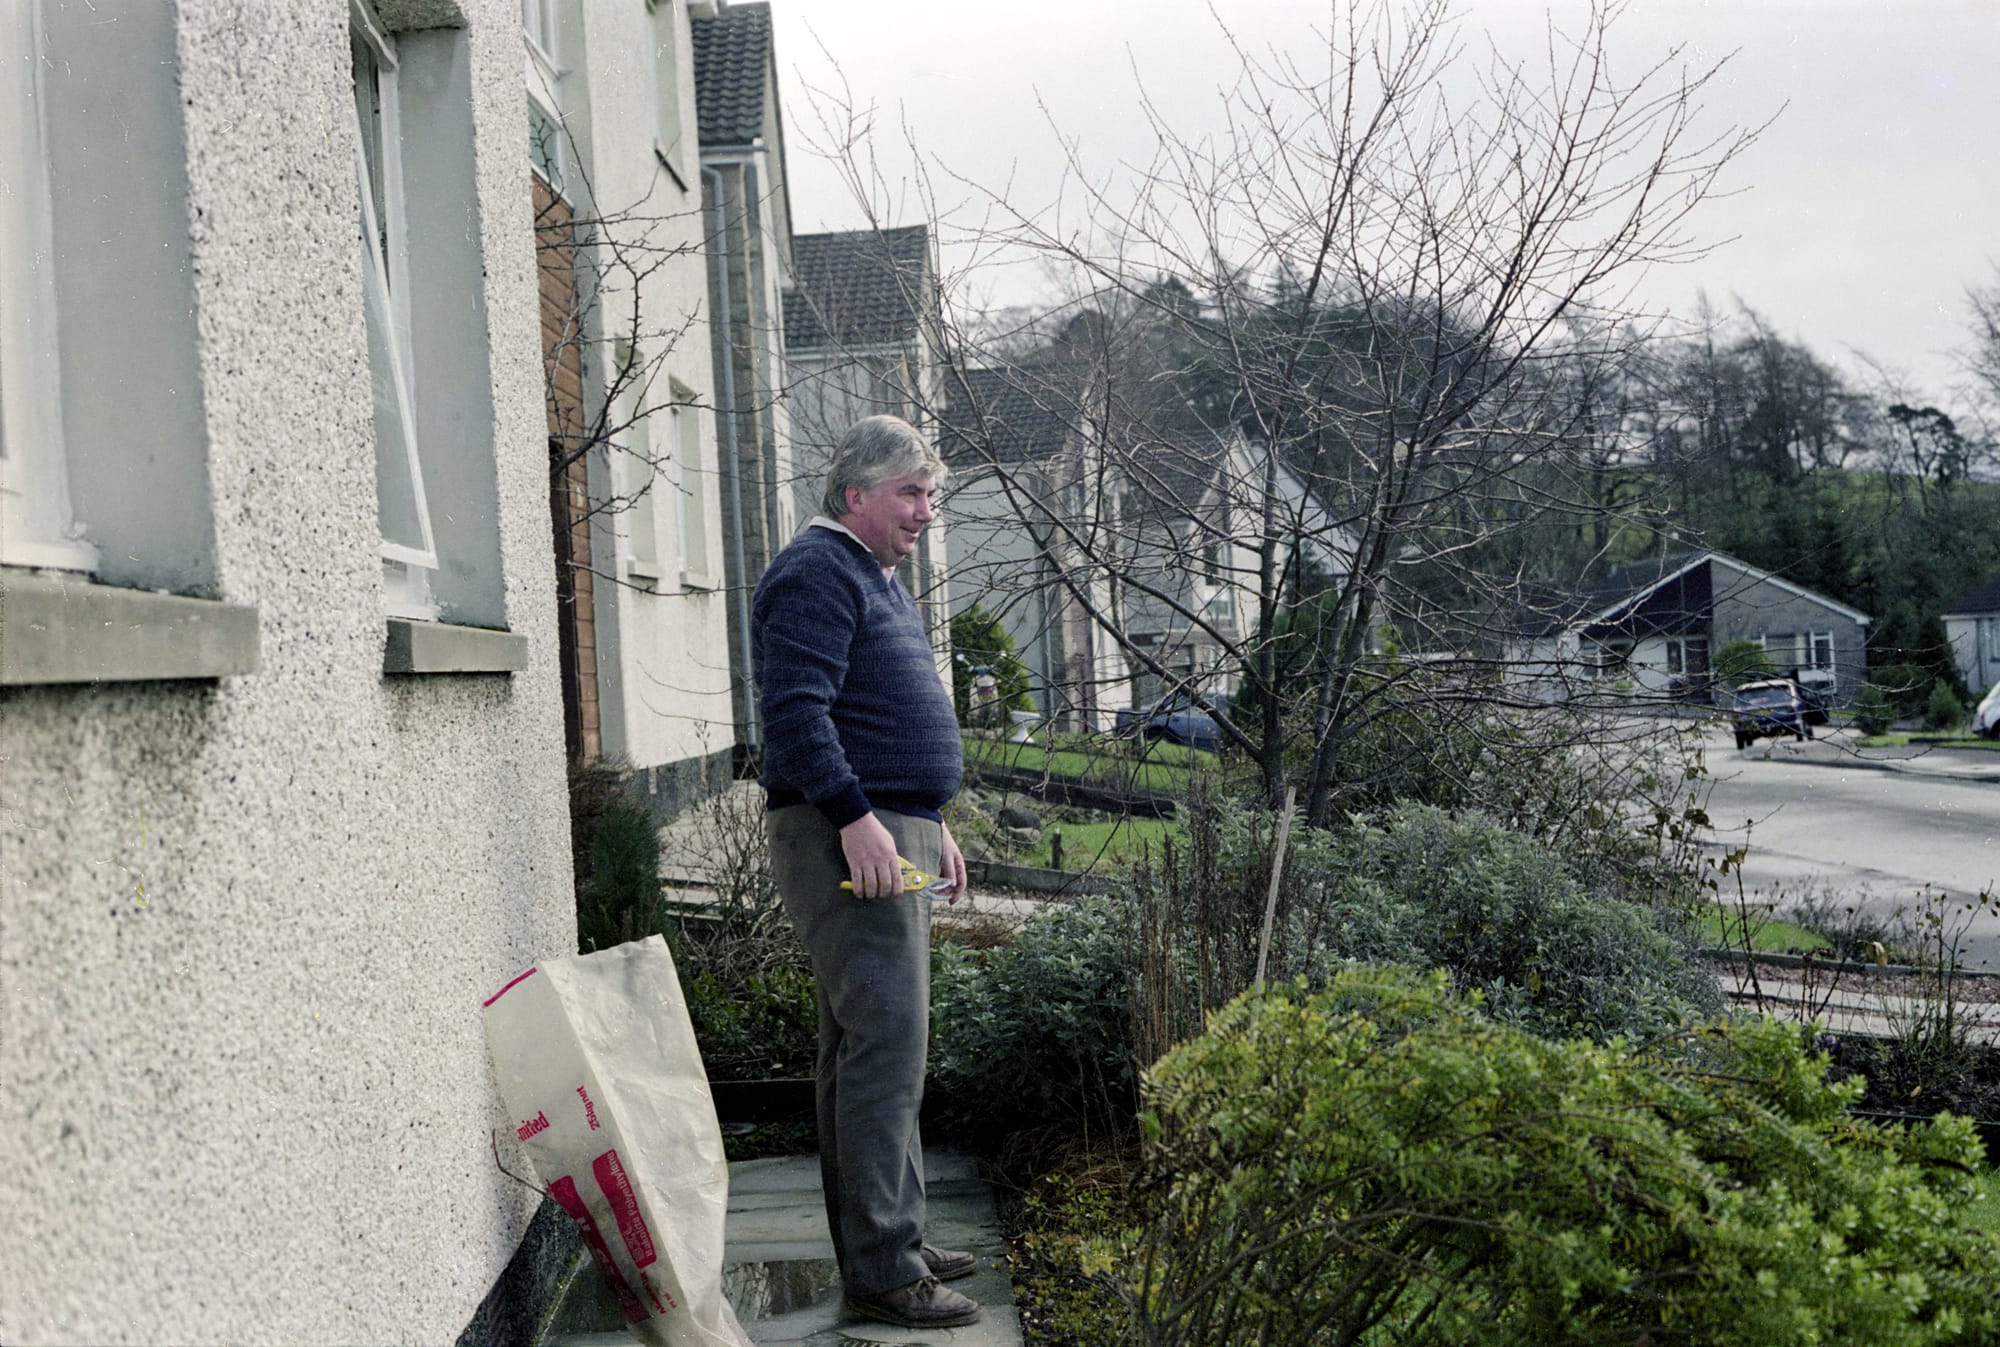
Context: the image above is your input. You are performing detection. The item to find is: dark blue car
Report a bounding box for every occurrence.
[1115,695,1226,753]
[1730,679,1814,750]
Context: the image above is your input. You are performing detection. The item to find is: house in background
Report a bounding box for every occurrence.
[940,360,1131,731]
[692,0,798,758]
[940,347,1294,732]
[1116,431,1261,710]
[1943,572,2000,696]
[1510,550,1871,704]
[785,223,953,651]
[530,0,737,815]
[2,2,573,1342]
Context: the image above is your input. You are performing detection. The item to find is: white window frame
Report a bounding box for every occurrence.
[522,0,560,71]
[646,0,687,181]
[1808,630,1834,670]
[613,346,664,583]
[1664,636,1709,677]
[353,1,440,620]
[671,385,714,589]
[0,0,98,574]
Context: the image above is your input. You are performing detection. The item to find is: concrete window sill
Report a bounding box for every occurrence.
[384,618,528,674]
[0,569,260,685]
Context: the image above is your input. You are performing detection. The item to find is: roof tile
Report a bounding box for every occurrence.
[692,3,772,147]
[784,227,932,349]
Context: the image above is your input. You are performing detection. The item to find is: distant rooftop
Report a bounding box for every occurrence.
[691,2,772,147]
[785,227,933,350]
[1944,571,2000,615]
[938,364,1077,467]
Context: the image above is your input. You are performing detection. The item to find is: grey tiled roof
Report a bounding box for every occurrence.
[1944,572,2000,616]
[785,227,932,350]
[692,3,772,147]
[937,365,1078,467]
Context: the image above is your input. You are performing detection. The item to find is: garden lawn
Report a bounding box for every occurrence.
[1013,815,1183,873]
[1701,904,1832,955]
[1972,1168,2000,1236]
[1856,731,2000,751]
[963,733,1207,795]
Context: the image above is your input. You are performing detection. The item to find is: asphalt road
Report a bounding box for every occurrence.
[1693,726,2000,968]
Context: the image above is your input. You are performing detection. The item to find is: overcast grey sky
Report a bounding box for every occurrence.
[772,0,1999,406]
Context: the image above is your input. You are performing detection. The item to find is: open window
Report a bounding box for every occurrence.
[349,1,520,671]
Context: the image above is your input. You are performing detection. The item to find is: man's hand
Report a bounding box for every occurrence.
[938,823,969,903]
[838,812,901,898]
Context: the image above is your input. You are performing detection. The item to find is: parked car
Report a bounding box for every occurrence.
[1975,679,2000,740]
[1731,679,1814,749]
[1115,693,1227,753]
[1780,668,1834,726]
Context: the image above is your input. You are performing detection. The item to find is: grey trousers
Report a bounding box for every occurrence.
[767,804,938,1297]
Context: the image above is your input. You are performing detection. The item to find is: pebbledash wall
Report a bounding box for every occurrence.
[0,2,577,1343]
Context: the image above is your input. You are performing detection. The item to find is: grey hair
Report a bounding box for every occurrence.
[820,415,947,519]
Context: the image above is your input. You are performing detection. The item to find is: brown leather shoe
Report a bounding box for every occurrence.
[922,1243,978,1281]
[845,1275,981,1328]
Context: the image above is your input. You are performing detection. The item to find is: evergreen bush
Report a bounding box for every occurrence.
[1713,637,1777,687]
[929,895,1137,1145]
[1106,970,1999,1347]
[1926,680,1967,731]
[575,794,667,953]
[951,602,1036,727]
[1855,682,1896,736]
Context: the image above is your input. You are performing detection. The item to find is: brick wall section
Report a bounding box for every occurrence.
[537,172,600,763]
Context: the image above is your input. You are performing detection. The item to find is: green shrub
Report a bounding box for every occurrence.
[951,602,1035,727]
[1104,969,1999,1347]
[1714,637,1777,687]
[1318,802,1717,1042]
[1870,661,1935,721]
[1855,682,1896,735]
[576,795,667,953]
[1926,679,1967,731]
[682,963,818,1080]
[929,896,1136,1146]
[1134,796,1714,1053]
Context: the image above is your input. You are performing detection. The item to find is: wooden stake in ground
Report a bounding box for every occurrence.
[1255,787,1297,987]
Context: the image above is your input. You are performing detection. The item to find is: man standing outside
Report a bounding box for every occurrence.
[752,415,980,1328]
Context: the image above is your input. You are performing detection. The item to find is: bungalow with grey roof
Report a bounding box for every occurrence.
[1508,550,1871,706]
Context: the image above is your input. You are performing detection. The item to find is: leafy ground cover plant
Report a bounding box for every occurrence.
[1099,969,1998,1347]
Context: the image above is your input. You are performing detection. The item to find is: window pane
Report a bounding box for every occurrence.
[361,236,429,556]
[351,18,435,570]
[674,392,708,580]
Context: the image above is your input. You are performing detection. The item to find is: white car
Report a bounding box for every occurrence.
[1976,679,2000,740]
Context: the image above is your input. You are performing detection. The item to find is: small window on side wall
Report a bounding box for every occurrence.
[671,386,714,589]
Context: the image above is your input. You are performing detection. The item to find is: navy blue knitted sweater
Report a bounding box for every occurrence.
[753,525,963,827]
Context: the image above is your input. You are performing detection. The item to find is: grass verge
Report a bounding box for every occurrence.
[1010,815,1183,873]
[1700,904,1833,955]
[964,733,1206,795]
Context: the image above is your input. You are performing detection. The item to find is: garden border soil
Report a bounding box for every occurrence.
[967,764,1178,818]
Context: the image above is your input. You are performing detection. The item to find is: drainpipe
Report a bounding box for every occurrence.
[703,163,759,750]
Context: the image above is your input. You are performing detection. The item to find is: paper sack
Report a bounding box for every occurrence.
[483,936,750,1347]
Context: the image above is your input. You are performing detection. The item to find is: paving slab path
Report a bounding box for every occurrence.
[552,1151,1022,1347]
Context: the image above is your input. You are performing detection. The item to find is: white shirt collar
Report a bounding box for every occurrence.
[807,515,869,550]
[807,515,901,584]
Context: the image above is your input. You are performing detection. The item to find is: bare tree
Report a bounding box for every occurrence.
[532,115,712,576]
[805,0,1760,823]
